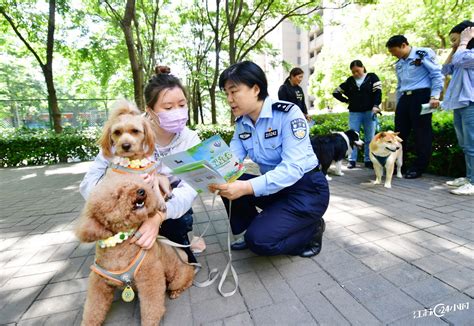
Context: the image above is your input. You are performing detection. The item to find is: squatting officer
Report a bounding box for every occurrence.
[209,61,329,258]
[386,35,444,179]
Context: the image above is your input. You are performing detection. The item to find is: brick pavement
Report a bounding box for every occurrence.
[0,162,472,325]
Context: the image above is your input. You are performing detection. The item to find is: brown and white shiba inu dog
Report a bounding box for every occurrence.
[369,131,403,188]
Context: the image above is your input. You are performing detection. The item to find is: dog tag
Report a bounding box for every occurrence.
[122,285,135,302]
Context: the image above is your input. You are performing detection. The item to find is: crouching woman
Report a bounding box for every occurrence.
[209,61,329,258]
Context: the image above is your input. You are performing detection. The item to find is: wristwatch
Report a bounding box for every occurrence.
[430,96,440,100]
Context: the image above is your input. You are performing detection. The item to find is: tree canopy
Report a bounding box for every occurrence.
[0,0,470,130]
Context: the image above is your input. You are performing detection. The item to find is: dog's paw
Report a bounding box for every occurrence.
[384,184,392,188]
[158,201,167,212]
[334,172,344,176]
[325,175,332,181]
[396,173,403,178]
[169,289,183,299]
[373,180,381,185]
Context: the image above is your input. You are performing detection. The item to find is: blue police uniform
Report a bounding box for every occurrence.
[223,97,329,256]
[394,46,443,175]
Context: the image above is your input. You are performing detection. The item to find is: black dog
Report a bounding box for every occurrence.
[310,129,363,180]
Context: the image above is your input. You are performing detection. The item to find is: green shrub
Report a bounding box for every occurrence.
[1,116,464,177]
[309,111,464,177]
[191,124,234,144]
[0,127,101,167]
[0,124,234,168]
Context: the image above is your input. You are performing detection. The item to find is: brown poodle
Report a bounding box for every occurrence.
[76,174,194,326]
[99,99,170,212]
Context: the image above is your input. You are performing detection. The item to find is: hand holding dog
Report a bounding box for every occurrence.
[209,180,254,200]
[130,212,165,249]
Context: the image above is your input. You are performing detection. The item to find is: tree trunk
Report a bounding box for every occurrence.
[46,0,62,133]
[192,81,199,124]
[42,65,62,133]
[122,0,145,110]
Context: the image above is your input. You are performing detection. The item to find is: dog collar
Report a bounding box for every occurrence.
[97,229,136,249]
[108,159,158,175]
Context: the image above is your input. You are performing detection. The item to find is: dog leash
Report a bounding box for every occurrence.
[156,191,239,297]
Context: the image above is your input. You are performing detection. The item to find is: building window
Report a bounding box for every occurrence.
[297,57,301,65]
[297,41,301,50]
[310,67,315,74]
[309,34,315,42]
[296,27,301,35]
[310,52,315,58]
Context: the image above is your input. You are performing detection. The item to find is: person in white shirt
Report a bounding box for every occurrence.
[80,65,205,262]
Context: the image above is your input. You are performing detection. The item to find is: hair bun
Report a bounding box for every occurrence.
[155,65,171,75]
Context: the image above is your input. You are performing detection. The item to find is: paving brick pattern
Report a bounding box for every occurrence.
[0,162,473,325]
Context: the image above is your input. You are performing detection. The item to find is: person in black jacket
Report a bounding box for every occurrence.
[278,67,310,120]
[333,60,382,168]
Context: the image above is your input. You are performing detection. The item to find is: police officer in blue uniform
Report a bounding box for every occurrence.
[386,35,444,179]
[209,61,329,258]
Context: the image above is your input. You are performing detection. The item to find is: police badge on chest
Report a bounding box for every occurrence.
[265,128,278,139]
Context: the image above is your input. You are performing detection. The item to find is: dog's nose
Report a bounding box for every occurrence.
[122,143,131,151]
[137,188,146,196]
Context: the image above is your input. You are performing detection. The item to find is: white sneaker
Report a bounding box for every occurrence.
[446,177,470,187]
[450,183,474,195]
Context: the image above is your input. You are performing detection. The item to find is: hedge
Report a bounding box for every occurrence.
[309,111,464,178]
[0,112,465,177]
[0,125,235,168]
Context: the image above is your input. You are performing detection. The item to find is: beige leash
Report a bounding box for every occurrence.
[156,191,238,296]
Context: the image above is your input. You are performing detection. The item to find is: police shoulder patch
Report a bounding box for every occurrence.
[272,102,293,112]
[290,118,307,139]
[416,50,427,58]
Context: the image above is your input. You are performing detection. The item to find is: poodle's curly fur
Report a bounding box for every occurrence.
[76,174,194,326]
[99,99,170,212]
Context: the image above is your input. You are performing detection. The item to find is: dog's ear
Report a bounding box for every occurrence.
[374,132,384,140]
[99,121,114,158]
[75,205,113,243]
[143,119,156,157]
[396,136,403,142]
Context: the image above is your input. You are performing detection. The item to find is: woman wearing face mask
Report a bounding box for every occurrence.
[332,60,382,169]
[79,65,205,262]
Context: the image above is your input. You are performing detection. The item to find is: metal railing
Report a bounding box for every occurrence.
[0,98,116,129]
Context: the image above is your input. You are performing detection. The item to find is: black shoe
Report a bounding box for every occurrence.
[230,237,248,250]
[404,171,422,179]
[347,161,356,169]
[364,161,373,169]
[299,219,326,258]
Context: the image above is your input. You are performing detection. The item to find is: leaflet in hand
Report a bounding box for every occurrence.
[420,102,443,115]
[161,135,246,193]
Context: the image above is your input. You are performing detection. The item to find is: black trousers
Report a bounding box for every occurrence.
[221,171,329,256]
[159,209,196,263]
[395,88,432,173]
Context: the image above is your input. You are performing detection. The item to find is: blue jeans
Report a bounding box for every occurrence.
[349,111,376,162]
[453,103,474,183]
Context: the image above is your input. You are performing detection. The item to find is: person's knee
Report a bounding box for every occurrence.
[245,229,281,256]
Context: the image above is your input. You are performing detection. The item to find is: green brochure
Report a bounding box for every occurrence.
[161,135,246,193]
